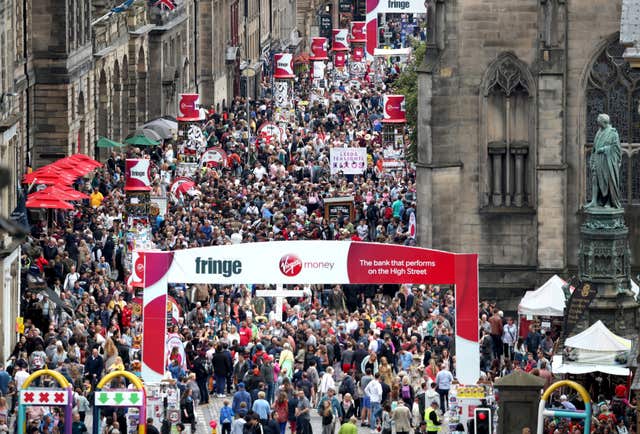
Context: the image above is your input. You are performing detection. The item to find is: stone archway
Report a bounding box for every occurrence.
[112,60,122,141]
[137,46,147,125]
[97,69,109,159]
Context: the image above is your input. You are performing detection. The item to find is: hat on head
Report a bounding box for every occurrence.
[238,382,245,389]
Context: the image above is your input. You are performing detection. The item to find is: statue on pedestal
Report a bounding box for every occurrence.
[586,114,622,209]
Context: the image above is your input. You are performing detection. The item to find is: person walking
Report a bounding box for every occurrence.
[434,363,453,413]
[424,401,441,434]
[392,400,413,434]
[364,372,383,432]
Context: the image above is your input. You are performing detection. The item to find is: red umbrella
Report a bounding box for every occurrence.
[22,167,78,184]
[26,198,74,210]
[52,186,90,200]
[28,186,87,201]
[68,154,103,167]
[50,160,94,176]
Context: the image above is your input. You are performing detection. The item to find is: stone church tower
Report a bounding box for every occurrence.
[416,0,640,312]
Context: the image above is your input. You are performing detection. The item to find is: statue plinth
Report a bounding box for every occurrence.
[578,206,637,334]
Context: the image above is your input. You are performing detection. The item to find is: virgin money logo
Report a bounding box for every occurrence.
[279,254,302,277]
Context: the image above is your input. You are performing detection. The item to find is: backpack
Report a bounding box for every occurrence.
[401,385,411,400]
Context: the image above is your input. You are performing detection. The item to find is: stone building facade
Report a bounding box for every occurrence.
[416,0,639,311]
[0,0,258,169]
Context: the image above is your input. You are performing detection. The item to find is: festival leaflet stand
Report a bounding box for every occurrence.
[381,94,407,173]
[349,21,367,79]
[18,369,74,434]
[273,53,296,131]
[92,370,147,434]
[176,93,206,176]
[309,37,329,89]
[331,29,350,82]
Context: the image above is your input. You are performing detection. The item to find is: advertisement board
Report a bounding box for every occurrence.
[310,37,329,60]
[350,21,366,42]
[177,93,204,121]
[141,241,479,385]
[334,51,347,69]
[383,94,407,123]
[273,53,295,79]
[351,46,365,62]
[332,29,350,51]
[124,159,152,191]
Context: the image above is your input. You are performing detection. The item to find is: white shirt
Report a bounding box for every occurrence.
[364,379,382,403]
[318,373,335,394]
[15,370,29,390]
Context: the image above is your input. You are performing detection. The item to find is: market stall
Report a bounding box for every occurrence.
[553,320,632,376]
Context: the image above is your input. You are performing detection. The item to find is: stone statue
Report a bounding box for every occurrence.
[586,114,622,209]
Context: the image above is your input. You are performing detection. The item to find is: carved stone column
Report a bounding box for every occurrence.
[511,141,529,207]
[489,141,506,206]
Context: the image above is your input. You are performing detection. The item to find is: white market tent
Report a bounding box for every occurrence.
[553,320,632,376]
[518,274,567,317]
[564,320,631,352]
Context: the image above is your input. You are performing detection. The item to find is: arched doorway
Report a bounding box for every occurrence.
[137,47,147,125]
[112,61,122,142]
[97,70,109,159]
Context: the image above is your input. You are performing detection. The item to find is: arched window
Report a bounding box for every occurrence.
[480,53,536,209]
[585,40,640,205]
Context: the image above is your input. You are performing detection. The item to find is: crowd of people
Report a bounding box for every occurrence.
[4,16,637,434]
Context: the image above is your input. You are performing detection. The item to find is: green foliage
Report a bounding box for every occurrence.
[391,41,426,163]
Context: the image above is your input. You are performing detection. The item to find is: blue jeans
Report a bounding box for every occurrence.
[370,401,381,428]
[215,374,226,394]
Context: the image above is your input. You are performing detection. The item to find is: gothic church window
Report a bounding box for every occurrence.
[481,53,535,209]
[585,40,640,205]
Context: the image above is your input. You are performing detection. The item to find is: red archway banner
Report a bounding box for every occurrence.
[141,241,479,384]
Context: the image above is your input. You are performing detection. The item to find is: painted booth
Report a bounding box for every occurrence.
[18,369,74,434]
[92,370,147,434]
[140,241,480,385]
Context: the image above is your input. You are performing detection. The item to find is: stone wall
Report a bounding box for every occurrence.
[417,0,626,307]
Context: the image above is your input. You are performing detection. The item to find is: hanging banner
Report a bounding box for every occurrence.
[274,81,291,108]
[350,21,366,43]
[200,147,228,168]
[125,159,152,191]
[310,37,329,60]
[334,52,347,69]
[273,53,295,79]
[332,29,350,51]
[141,241,480,385]
[330,147,367,174]
[177,93,204,121]
[383,94,407,123]
[365,0,425,58]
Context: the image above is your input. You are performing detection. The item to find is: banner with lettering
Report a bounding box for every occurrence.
[141,241,479,386]
[125,159,152,191]
[330,147,367,175]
